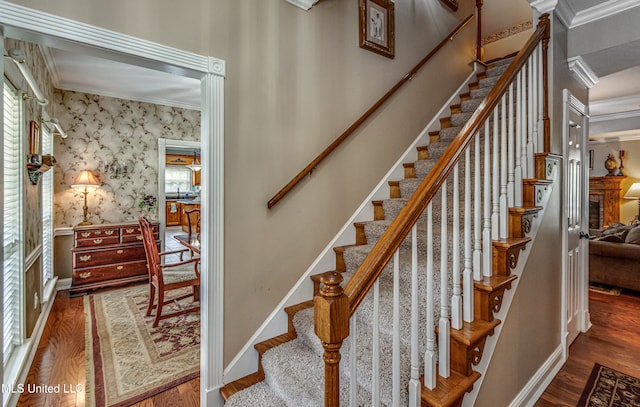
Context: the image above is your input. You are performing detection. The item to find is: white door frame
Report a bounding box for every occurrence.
[157,139,201,250]
[0,2,226,405]
[561,89,591,358]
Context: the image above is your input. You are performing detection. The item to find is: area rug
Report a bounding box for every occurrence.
[589,282,623,296]
[578,363,640,407]
[84,285,200,407]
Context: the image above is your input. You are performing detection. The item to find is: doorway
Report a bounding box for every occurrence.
[0,3,225,406]
[562,89,591,354]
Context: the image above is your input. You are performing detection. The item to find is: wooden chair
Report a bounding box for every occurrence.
[139,217,200,327]
[185,208,200,236]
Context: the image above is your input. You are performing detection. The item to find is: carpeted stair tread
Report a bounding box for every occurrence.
[261,338,371,406]
[451,111,474,127]
[438,126,463,141]
[485,63,509,78]
[225,381,288,407]
[461,97,484,112]
[471,86,491,99]
[479,74,500,89]
[382,198,409,221]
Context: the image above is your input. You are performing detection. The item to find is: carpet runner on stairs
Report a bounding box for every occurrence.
[225,57,516,407]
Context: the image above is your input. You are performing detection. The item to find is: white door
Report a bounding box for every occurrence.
[563,90,590,350]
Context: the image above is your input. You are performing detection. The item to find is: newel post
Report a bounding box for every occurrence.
[314,271,350,407]
[540,13,551,152]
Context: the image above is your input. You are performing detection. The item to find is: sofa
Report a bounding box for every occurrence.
[589,222,640,292]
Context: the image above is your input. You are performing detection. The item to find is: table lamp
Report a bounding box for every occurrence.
[624,182,640,222]
[73,170,100,226]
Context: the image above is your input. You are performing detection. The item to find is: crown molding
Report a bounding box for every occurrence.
[285,0,320,11]
[528,0,557,14]
[571,0,640,28]
[567,56,599,89]
[590,109,640,123]
[555,0,573,28]
[589,132,640,144]
[591,94,640,117]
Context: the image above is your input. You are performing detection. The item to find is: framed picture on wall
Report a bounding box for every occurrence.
[29,120,40,155]
[440,0,459,11]
[359,0,395,59]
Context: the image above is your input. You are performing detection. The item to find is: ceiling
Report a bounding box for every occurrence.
[24,0,640,130]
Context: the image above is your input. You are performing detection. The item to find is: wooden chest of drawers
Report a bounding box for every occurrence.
[70,221,159,296]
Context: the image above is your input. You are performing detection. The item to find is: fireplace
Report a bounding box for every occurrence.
[589,176,625,228]
[589,198,602,229]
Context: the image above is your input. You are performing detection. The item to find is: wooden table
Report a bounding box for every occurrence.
[174,233,200,254]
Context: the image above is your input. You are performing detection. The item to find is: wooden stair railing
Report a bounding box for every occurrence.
[315,14,551,407]
[267,14,474,209]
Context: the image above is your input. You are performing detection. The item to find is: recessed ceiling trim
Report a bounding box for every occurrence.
[589,133,640,144]
[528,0,558,14]
[590,109,640,123]
[570,0,640,28]
[554,0,573,28]
[591,94,640,117]
[567,56,599,88]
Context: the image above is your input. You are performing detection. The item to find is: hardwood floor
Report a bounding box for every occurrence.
[536,289,640,406]
[17,289,200,407]
[15,285,639,406]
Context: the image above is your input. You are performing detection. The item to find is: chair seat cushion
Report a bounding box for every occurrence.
[162,269,198,285]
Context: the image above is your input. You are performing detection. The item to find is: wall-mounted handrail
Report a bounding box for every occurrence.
[267,14,474,209]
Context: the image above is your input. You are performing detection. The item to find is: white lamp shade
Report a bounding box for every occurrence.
[625,183,640,199]
[73,170,99,188]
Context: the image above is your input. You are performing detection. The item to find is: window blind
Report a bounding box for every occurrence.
[3,80,23,366]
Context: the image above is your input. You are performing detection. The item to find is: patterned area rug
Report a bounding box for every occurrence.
[84,285,200,407]
[578,363,640,407]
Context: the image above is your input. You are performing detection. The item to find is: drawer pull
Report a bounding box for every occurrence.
[116,266,124,270]
[79,255,92,262]
[126,228,135,233]
[79,272,92,279]
[81,232,91,238]
[95,231,102,235]
[116,250,124,254]
[105,230,115,235]
[93,239,103,244]
[136,235,143,241]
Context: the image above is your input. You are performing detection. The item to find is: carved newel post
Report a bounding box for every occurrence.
[314,271,350,407]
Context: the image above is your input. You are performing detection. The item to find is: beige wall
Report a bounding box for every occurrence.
[8,0,476,365]
[475,13,588,405]
[211,0,476,363]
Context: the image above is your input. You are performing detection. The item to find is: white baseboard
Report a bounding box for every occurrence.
[509,345,565,407]
[222,67,479,384]
[56,278,72,291]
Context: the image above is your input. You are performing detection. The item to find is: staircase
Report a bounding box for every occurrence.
[222,15,553,407]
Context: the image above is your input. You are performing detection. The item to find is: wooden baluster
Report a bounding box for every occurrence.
[483,120,492,278]
[500,94,508,239]
[452,165,462,330]
[464,148,474,323]
[439,182,450,378]
[541,14,551,152]
[315,271,349,407]
[424,202,436,390]
[474,133,482,280]
[508,83,515,208]
[409,225,421,407]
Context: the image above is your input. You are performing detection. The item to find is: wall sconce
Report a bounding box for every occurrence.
[4,48,49,105]
[73,170,100,226]
[187,150,201,172]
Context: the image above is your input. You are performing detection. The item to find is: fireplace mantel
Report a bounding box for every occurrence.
[589,176,626,228]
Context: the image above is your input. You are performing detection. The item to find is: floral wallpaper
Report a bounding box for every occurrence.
[53,90,200,228]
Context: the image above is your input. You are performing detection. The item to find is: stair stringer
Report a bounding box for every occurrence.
[463,155,561,407]
[222,66,481,385]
